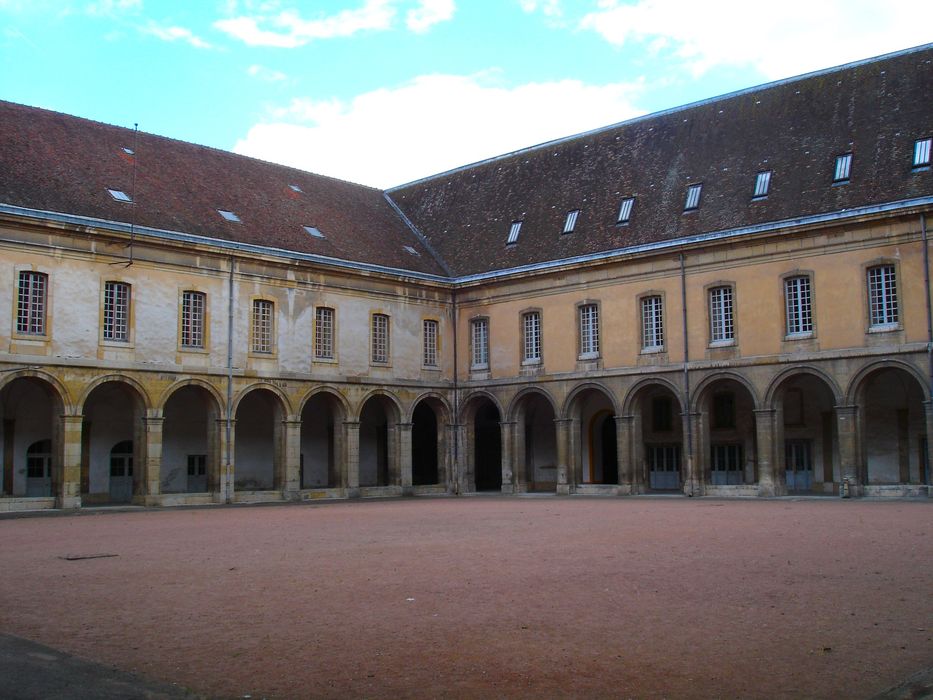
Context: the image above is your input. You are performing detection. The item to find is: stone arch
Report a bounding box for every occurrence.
[160,380,225,496]
[563,382,620,488]
[625,379,686,493]
[233,385,289,493]
[297,385,351,421]
[78,374,152,414]
[459,390,505,425]
[410,392,452,489]
[765,365,843,408]
[561,381,620,420]
[845,359,929,406]
[407,391,452,424]
[358,391,403,489]
[460,391,503,493]
[691,370,761,414]
[157,377,225,414]
[299,386,349,491]
[621,376,683,416]
[509,387,559,492]
[507,386,559,423]
[0,369,72,414]
[231,382,293,418]
[355,389,403,423]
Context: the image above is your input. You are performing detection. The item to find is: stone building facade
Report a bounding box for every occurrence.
[1,45,932,510]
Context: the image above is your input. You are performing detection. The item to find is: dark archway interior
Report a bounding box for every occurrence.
[412,402,439,486]
[474,401,502,491]
[599,414,618,484]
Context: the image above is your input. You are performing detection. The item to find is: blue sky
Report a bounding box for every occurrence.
[1,0,930,187]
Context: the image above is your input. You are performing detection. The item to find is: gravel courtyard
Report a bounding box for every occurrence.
[0,497,930,699]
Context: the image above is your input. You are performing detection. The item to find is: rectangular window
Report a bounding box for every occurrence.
[522,311,541,363]
[187,454,207,477]
[684,183,702,211]
[867,265,898,328]
[834,153,852,182]
[914,138,932,168]
[617,197,635,224]
[641,295,664,350]
[251,299,274,354]
[753,170,772,198]
[784,276,813,336]
[181,291,205,348]
[423,319,438,367]
[709,286,734,343]
[314,307,335,359]
[563,209,580,234]
[103,281,130,342]
[507,220,522,244]
[579,303,599,358]
[471,318,489,369]
[371,313,389,363]
[16,271,46,335]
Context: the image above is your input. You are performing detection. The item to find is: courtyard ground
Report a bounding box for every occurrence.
[0,497,930,699]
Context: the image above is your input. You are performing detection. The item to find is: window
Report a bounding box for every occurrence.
[471,318,489,369]
[423,319,438,367]
[187,454,207,477]
[103,281,130,342]
[784,276,812,336]
[303,226,325,239]
[314,307,335,359]
[181,290,205,348]
[251,299,274,354]
[914,138,931,168]
[522,311,541,363]
[684,183,703,211]
[579,303,599,358]
[563,209,580,234]
[371,313,389,363]
[640,295,664,350]
[753,170,772,198]
[833,153,852,182]
[867,264,898,328]
[289,184,303,193]
[507,221,522,244]
[218,209,241,223]
[107,189,132,202]
[403,245,420,256]
[617,197,635,224]
[16,271,46,336]
[709,286,734,344]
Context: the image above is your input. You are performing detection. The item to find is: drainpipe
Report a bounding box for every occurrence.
[451,287,460,495]
[922,214,932,487]
[680,252,695,496]
[225,256,235,504]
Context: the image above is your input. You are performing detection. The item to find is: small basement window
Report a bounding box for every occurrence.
[218,210,241,222]
[913,138,931,168]
[303,226,325,238]
[562,209,580,234]
[617,197,635,224]
[507,220,522,244]
[403,245,420,256]
[108,189,132,202]
[833,153,852,183]
[753,170,772,199]
[684,183,702,211]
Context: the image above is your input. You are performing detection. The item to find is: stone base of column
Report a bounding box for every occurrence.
[56,495,81,509]
[500,483,514,495]
[401,485,414,497]
[346,487,361,499]
[283,487,301,501]
[556,483,571,495]
[617,484,636,496]
[134,495,162,507]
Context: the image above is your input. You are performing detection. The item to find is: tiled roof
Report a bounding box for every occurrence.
[0,102,448,277]
[388,44,933,276]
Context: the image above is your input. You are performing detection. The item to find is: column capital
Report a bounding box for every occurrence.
[834,404,859,416]
[614,414,635,425]
[143,415,165,427]
[397,422,413,431]
[553,418,574,426]
[753,408,777,416]
[498,420,517,427]
[343,420,361,428]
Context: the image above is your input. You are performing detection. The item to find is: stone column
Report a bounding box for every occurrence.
[141,415,164,506]
[615,415,634,494]
[344,421,361,498]
[59,415,83,509]
[398,422,413,496]
[216,418,232,504]
[835,405,861,497]
[500,421,515,494]
[283,418,302,500]
[924,401,933,487]
[555,418,572,495]
[754,408,781,497]
[446,423,463,494]
[682,411,702,497]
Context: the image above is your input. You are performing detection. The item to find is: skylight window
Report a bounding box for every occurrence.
[833,153,852,183]
[617,197,635,224]
[403,245,420,256]
[913,138,931,168]
[562,209,580,234]
[303,226,325,238]
[753,170,772,198]
[218,209,241,223]
[108,189,132,202]
[289,184,303,192]
[122,147,134,156]
[507,220,522,244]
[684,183,702,211]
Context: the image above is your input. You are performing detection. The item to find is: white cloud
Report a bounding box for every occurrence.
[143,21,213,49]
[85,0,140,15]
[406,0,454,33]
[233,72,644,188]
[247,64,287,81]
[580,0,933,79]
[518,0,561,18]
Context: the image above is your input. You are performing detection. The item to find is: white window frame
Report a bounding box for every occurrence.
[684,183,702,211]
[641,295,664,351]
[913,138,931,168]
[867,265,898,329]
[708,286,734,345]
[753,170,772,198]
[181,290,205,348]
[507,221,522,244]
[617,197,635,224]
[423,319,438,367]
[103,281,130,342]
[314,306,335,360]
[471,318,489,370]
[833,153,852,182]
[522,311,541,364]
[784,276,813,337]
[16,270,47,336]
[578,303,599,359]
[251,299,274,354]
[563,209,580,234]
[371,313,390,364]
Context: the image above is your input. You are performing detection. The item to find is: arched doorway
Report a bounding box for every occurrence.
[463,396,502,492]
[512,391,558,493]
[412,398,447,487]
[162,384,221,495]
[300,392,345,490]
[25,439,52,497]
[567,387,618,488]
[696,377,757,492]
[630,383,684,492]
[234,388,285,493]
[359,394,399,489]
[772,373,838,494]
[82,380,145,504]
[1,376,62,500]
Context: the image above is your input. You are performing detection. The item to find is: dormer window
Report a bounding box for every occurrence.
[403,245,420,256]
[303,226,325,239]
[752,170,771,199]
[289,184,303,192]
[121,147,134,156]
[108,189,132,202]
[617,197,635,224]
[507,220,522,244]
[833,153,852,183]
[684,183,702,211]
[218,210,241,223]
[562,209,580,234]
[913,138,931,169]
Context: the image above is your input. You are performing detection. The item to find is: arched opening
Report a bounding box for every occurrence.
[82,381,145,504]
[300,392,344,489]
[1,377,62,500]
[359,395,399,488]
[568,387,617,487]
[697,378,756,491]
[773,373,838,494]
[234,388,285,492]
[858,367,927,487]
[471,398,502,492]
[631,384,684,492]
[162,385,220,495]
[513,392,557,493]
[412,400,445,486]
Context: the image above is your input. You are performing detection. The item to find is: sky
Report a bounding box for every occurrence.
[1,1,931,189]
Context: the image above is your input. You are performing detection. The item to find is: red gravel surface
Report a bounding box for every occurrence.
[0,497,931,699]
